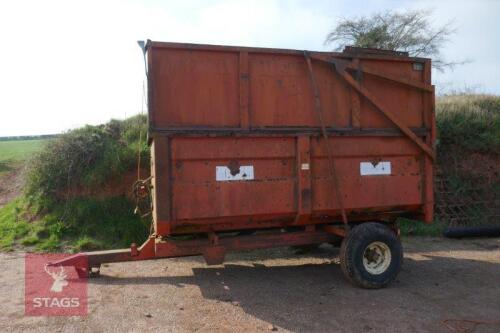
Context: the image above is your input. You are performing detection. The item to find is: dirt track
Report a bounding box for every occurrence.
[0,166,24,208]
[1,237,499,333]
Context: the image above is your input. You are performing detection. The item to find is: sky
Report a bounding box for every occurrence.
[0,0,499,136]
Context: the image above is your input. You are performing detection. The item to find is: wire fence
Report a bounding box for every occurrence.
[434,166,499,227]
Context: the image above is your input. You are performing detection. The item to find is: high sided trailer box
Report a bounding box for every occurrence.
[56,41,435,288]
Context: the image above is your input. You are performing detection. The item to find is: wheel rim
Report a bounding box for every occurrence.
[362,241,392,275]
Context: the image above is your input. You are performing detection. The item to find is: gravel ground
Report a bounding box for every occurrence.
[0,237,499,333]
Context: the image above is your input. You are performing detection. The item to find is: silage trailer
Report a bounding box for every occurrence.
[53,41,435,288]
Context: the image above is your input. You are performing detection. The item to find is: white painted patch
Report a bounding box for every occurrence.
[216,166,254,181]
[360,161,391,176]
[301,163,310,170]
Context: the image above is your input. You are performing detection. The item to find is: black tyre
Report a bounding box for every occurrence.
[340,222,402,289]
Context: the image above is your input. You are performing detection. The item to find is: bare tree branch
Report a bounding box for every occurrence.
[324,9,465,71]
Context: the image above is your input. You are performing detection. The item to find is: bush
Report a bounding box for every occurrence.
[432,94,500,229]
[436,94,500,154]
[24,115,149,207]
[0,114,152,252]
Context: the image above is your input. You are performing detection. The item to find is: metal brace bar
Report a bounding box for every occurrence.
[304,51,348,225]
[356,65,433,92]
[328,58,435,160]
[309,53,434,92]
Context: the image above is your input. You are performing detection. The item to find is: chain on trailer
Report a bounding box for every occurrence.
[133,40,153,222]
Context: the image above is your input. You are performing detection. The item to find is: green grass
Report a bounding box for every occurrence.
[398,218,445,237]
[0,196,150,252]
[0,115,150,253]
[0,139,45,162]
[0,199,31,250]
[0,139,46,175]
[436,94,500,154]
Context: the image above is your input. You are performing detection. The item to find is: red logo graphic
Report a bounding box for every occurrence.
[25,253,88,316]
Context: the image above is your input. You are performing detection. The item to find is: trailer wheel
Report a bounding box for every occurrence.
[340,222,402,289]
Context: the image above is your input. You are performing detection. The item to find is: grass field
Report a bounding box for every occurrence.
[0,139,45,174]
[0,139,45,163]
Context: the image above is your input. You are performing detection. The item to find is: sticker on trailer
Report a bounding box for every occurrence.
[216,166,254,181]
[360,161,391,176]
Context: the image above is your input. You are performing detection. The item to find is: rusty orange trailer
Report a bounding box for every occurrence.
[55,41,435,288]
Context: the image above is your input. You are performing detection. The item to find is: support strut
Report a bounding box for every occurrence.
[304,51,348,225]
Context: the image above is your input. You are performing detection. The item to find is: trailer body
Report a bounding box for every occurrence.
[148,42,435,236]
[54,41,436,288]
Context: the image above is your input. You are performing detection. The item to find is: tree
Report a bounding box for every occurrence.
[325,9,462,71]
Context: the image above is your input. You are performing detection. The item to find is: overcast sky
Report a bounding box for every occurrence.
[0,0,498,136]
